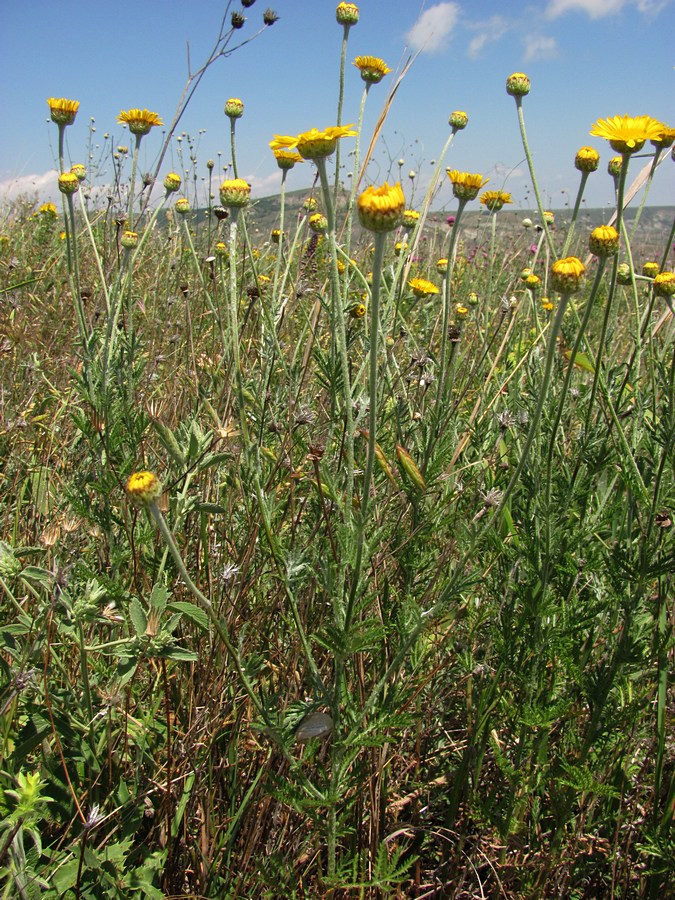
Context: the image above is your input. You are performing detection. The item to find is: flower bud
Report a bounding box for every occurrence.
[550,256,585,294]
[506,72,530,97]
[336,2,359,25]
[224,98,244,119]
[589,225,619,258]
[126,471,162,507]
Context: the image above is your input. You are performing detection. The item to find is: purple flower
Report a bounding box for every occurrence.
[446,215,456,227]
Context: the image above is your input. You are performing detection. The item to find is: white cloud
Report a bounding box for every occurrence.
[546,0,669,16]
[523,35,559,61]
[466,15,509,59]
[0,170,59,204]
[406,3,461,54]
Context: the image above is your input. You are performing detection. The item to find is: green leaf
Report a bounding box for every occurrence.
[167,601,209,631]
[148,583,169,613]
[129,598,147,637]
[563,349,595,373]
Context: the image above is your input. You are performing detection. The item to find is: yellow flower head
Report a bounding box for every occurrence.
[589,225,619,258]
[353,55,391,84]
[402,209,420,229]
[653,272,675,297]
[575,146,600,173]
[38,202,57,218]
[126,471,162,507]
[590,115,663,154]
[48,97,79,126]
[309,212,328,234]
[479,190,512,212]
[436,258,448,275]
[273,149,304,170]
[163,172,182,193]
[506,73,530,97]
[219,178,251,208]
[607,155,623,177]
[350,302,367,319]
[121,230,139,249]
[447,169,489,201]
[336,2,359,25]
[71,164,86,181]
[642,261,660,278]
[357,181,405,232]
[117,108,163,136]
[408,278,440,298]
[58,172,80,195]
[224,98,244,119]
[551,257,585,294]
[651,124,675,149]
[270,125,357,160]
[449,111,469,131]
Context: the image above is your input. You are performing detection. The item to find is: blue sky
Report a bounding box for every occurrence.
[2,0,673,214]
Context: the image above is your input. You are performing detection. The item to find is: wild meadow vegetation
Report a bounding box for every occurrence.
[1,3,674,897]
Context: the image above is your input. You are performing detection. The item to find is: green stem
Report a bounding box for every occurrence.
[126,133,143,228]
[561,172,589,257]
[515,97,555,255]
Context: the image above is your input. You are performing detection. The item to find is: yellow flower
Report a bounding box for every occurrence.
[353,55,391,84]
[651,124,675,149]
[163,172,181,192]
[273,149,304,170]
[408,278,440,298]
[175,198,191,215]
[402,209,420,229]
[48,97,79,126]
[336,2,359,25]
[506,72,530,97]
[436,258,448,275]
[121,230,139,248]
[449,111,469,131]
[525,274,541,290]
[224,98,244,119]
[589,225,619,258]
[589,115,663,154]
[642,261,660,278]
[607,156,623,177]
[349,302,367,319]
[455,304,469,318]
[447,170,489,201]
[309,213,328,234]
[357,181,405,232]
[38,202,57,217]
[653,272,675,297]
[542,297,554,311]
[219,178,251,208]
[479,190,512,212]
[575,146,600,173]
[269,125,357,160]
[550,257,585,294]
[126,471,162,507]
[117,108,163,136]
[58,173,80,195]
